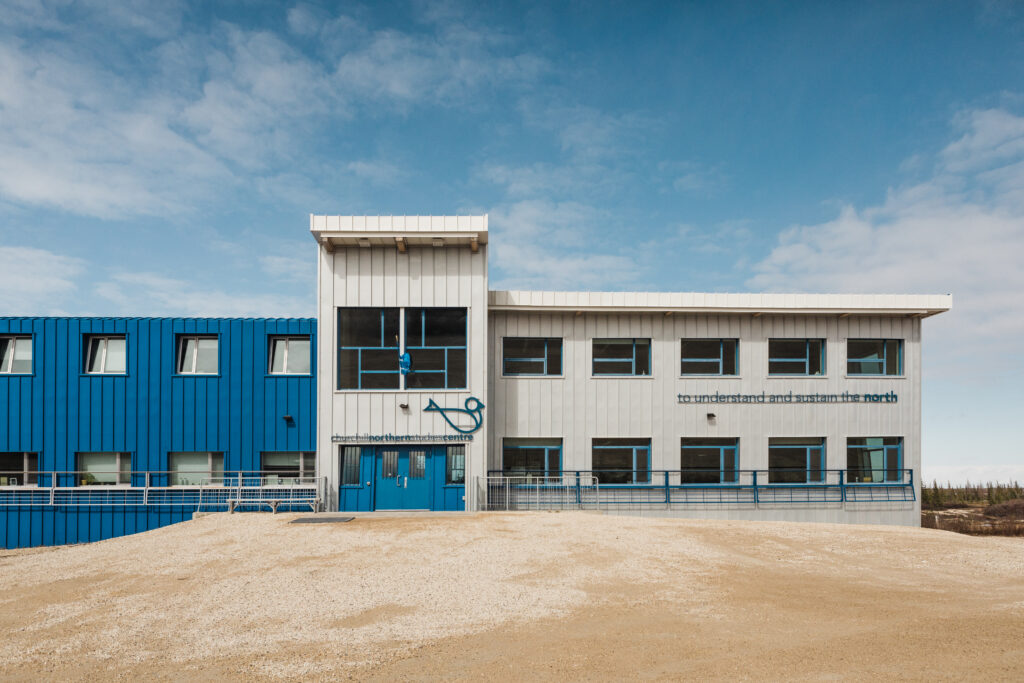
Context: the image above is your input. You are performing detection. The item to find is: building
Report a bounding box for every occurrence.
[1,213,951,548]
[311,215,951,525]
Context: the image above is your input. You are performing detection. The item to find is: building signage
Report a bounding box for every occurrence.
[332,433,472,443]
[425,396,485,434]
[678,391,898,404]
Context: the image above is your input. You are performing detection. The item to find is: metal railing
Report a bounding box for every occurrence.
[0,471,325,513]
[481,468,915,510]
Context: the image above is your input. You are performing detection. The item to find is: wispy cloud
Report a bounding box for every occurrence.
[0,246,85,315]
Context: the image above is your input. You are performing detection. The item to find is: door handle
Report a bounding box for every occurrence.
[403,476,408,488]
[396,474,401,487]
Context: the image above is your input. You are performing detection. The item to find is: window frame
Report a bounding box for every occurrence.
[340,446,362,486]
[591,438,652,484]
[168,452,224,486]
[0,452,39,487]
[0,335,33,375]
[76,452,132,486]
[768,339,826,377]
[767,438,826,484]
[260,451,316,484]
[846,437,903,483]
[502,337,563,377]
[403,307,468,390]
[446,445,466,485]
[502,438,563,477]
[592,338,652,377]
[268,335,312,376]
[176,334,219,375]
[337,307,400,390]
[84,335,127,375]
[846,339,903,377]
[680,339,739,377]
[680,438,739,484]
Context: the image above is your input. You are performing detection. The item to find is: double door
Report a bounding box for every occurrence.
[374,447,432,510]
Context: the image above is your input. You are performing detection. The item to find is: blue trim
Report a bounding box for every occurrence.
[846,437,903,483]
[593,338,651,377]
[680,440,739,483]
[502,337,562,376]
[768,440,826,483]
[592,441,651,483]
[847,339,903,376]
[502,442,562,476]
[680,339,738,376]
[768,339,825,376]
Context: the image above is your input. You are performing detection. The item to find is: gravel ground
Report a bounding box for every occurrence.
[1,512,1022,681]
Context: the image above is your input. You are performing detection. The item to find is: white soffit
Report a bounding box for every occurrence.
[310,215,488,250]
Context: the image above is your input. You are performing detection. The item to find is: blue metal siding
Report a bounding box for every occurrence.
[0,317,316,548]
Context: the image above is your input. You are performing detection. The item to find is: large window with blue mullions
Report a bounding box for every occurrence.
[592,338,651,376]
[680,438,739,483]
[502,438,562,476]
[592,438,650,484]
[768,438,825,483]
[768,339,825,376]
[681,339,738,376]
[503,337,562,376]
[847,339,902,376]
[404,308,467,389]
[847,437,902,483]
[338,308,400,389]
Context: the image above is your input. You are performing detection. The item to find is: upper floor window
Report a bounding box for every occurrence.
[768,339,825,376]
[338,308,400,389]
[502,438,562,476]
[0,452,38,486]
[847,437,902,483]
[681,339,738,376]
[768,438,825,483]
[77,452,131,486]
[269,336,311,375]
[592,438,651,484]
[84,335,126,374]
[177,335,218,375]
[0,336,32,374]
[593,338,651,376]
[405,308,467,389]
[503,337,562,376]
[847,339,903,376]
[680,438,738,484]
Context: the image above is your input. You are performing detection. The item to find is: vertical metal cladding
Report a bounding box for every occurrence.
[0,317,316,548]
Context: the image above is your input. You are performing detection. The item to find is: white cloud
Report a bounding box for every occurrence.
[0,245,84,314]
[749,108,1024,380]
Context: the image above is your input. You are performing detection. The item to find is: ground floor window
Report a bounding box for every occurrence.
[847,437,902,483]
[261,452,316,483]
[768,438,825,483]
[592,438,650,484]
[680,439,738,483]
[0,452,37,486]
[446,445,466,484]
[502,438,562,477]
[168,452,224,486]
[77,452,131,485]
[340,446,361,486]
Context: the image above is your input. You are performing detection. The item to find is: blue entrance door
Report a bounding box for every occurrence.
[374,447,433,510]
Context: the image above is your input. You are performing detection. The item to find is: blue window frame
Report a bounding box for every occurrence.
[502,439,562,476]
[680,438,739,483]
[768,339,825,376]
[768,438,825,483]
[337,308,400,389]
[592,438,650,484]
[847,437,902,483]
[593,338,651,376]
[404,308,467,389]
[503,337,562,376]
[681,339,738,376]
[847,339,903,376]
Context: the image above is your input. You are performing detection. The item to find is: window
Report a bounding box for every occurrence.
[847,339,902,376]
[169,452,224,486]
[0,453,38,486]
[503,338,562,376]
[409,449,426,479]
[593,338,651,376]
[84,335,126,374]
[446,445,466,485]
[261,452,316,483]
[502,439,562,476]
[341,446,361,486]
[269,336,311,375]
[847,437,902,483]
[768,339,825,376]
[768,438,825,483]
[681,339,738,376]
[592,438,650,484]
[338,308,400,389]
[177,335,218,375]
[405,308,467,389]
[77,452,131,485]
[680,439,738,484]
[0,336,32,374]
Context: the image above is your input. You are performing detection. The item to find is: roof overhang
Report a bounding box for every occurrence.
[310,215,488,252]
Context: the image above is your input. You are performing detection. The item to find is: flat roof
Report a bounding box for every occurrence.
[488,290,952,317]
[310,215,488,251]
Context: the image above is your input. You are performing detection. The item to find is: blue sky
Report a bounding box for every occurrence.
[2,0,1023,482]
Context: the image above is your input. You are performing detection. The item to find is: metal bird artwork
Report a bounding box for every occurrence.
[424,396,485,434]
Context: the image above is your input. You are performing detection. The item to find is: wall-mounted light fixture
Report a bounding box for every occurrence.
[706,412,716,421]
[399,403,409,410]
[283,414,294,425]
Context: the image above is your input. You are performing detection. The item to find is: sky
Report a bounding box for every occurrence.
[1,0,1023,483]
